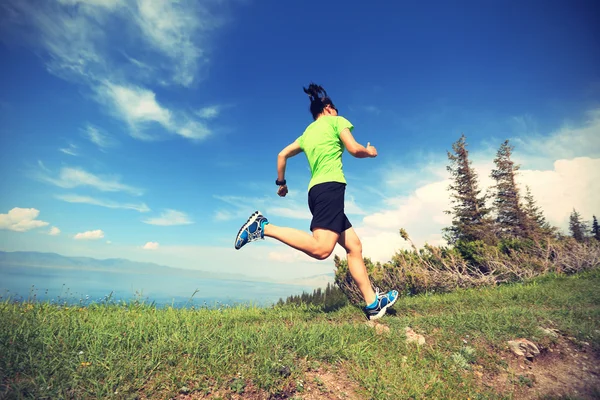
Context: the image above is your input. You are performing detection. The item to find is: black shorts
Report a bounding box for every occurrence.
[308,182,352,234]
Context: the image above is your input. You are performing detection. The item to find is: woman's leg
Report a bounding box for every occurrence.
[337,227,376,304]
[264,225,339,261]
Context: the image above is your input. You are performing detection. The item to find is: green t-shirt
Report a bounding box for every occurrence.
[295,115,354,191]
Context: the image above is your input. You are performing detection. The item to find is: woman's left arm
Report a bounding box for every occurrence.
[276,141,303,197]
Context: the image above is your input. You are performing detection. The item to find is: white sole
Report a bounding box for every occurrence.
[368,293,398,320]
[234,211,261,250]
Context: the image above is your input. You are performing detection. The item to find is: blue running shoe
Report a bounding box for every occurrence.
[234,211,269,250]
[364,288,399,320]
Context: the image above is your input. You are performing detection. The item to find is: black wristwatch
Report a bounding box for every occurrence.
[276,179,286,186]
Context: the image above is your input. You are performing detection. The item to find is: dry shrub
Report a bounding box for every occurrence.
[334,234,600,306]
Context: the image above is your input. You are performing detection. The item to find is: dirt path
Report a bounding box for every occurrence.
[485,336,600,399]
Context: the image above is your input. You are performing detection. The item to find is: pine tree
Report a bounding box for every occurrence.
[592,215,600,241]
[569,209,587,242]
[490,140,527,238]
[444,134,493,244]
[522,185,554,238]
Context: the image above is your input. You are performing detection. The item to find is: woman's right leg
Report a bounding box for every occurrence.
[337,227,376,305]
[263,225,339,261]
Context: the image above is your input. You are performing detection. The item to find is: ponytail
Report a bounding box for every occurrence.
[303,83,336,120]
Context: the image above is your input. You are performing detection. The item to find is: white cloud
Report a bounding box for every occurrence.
[143,241,159,250]
[98,82,211,140]
[74,229,105,240]
[59,143,79,156]
[517,157,600,229]
[55,194,150,212]
[142,209,193,226]
[39,166,142,195]
[48,226,61,236]
[38,160,51,173]
[513,108,600,169]
[134,0,217,87]
[0,208,50,232]
[1,0,229,141]
[348,110,600,263]
[57,0,122,9]
[196,106,221,119]
[83,124,116,149]
[1,0,226,86]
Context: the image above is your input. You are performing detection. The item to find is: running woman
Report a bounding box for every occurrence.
[234,83,398,320]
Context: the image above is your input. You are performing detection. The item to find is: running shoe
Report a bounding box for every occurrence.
[234,211,269,250]
[364,288,399,320]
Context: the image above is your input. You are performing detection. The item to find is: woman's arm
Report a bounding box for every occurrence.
[276,141,303,197]
[340,128,377,158]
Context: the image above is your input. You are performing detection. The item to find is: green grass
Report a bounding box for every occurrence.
[1,269,599,399]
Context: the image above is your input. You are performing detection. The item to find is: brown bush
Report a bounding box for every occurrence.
[334,233,600,306]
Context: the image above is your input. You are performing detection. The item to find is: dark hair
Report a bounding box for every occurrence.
[303,83,336,120]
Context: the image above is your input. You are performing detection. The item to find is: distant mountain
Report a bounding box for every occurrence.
[0,251,272,283]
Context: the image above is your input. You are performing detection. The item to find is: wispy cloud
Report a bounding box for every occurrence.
[39,166,143,195]
[37,160,51,173]
[0,208,49,232]
[513,108,600,168]
[74,229,105,240]
[83,124,116,150]
[48,226,61,236]
[59,143,79,156]
[1,0,226,86]
[97,82,212,140]
[55,194,150,212]
[142,210,193,226]
[196,105,221,120]
[1,0,231,141]
[363,105,381,115]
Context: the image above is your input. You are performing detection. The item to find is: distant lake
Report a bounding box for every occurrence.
[0,264,314,308]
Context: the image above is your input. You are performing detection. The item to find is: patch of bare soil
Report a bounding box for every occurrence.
[171,365,364,400]
[299,367,364,400]
[484,337,600,399]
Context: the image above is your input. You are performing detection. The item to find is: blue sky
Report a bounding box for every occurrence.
[0,0,599,281]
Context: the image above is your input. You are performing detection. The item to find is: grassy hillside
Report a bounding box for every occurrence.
[1,270,599,399]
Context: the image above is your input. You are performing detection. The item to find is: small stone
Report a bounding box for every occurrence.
[538,327,559,338]
[179,386,190,394]
[366,321,390,334]
[405,327,426,345]
[507,339,540,359]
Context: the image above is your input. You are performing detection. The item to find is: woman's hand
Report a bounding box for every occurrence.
[366,142,378,158]
[277,184,288,197]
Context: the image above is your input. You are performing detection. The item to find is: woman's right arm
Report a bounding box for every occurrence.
[340,128,377,158]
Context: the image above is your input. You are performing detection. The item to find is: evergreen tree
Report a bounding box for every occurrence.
[277,282,348,311]
[592,215,600,241]
[444,134,493,244]
[522,185,554,238]
[490,140,527,238]
[569,209,587,242]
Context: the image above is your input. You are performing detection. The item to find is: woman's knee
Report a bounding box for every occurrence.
[313,245,334,260]
[345,238,362,256]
